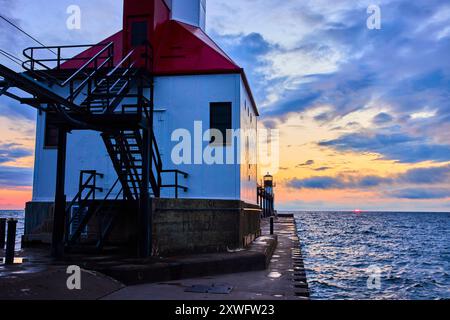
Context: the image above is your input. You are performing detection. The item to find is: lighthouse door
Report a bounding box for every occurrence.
[126,16,150,67]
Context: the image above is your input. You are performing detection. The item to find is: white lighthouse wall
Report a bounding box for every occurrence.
[155,73,241,200]
[32,112,57,202]
[32,73,256,203]
[32,115,121,202]
[171,0,206,30]
[239,80,258,205]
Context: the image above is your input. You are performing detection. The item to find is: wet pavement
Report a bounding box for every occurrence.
[103,216,309,300]
[0,248,124,300]
[0,216,309,300]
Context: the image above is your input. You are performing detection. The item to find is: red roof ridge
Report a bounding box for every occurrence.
[172,20,240,68]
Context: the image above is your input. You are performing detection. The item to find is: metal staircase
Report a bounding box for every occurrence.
[0,41,188,256]
[65,170,104,246]
[103,130,148,200]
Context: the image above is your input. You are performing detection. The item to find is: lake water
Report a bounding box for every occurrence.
[294,211,450,300]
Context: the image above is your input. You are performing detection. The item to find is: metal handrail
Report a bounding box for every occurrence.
[62,42,114,86]
[65,174,95,216]
[151,131,163,170]
[22,43,112,72]
[65,171,103,224]
[107,48,135,78]
[68,57,113,102]
[161,169,189,178]
[161,169,189,198]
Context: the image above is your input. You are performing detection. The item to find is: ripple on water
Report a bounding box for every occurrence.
[293,211,450,300]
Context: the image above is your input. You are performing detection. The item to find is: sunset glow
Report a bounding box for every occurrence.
[1,0,450,211]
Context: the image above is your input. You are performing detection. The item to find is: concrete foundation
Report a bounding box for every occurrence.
[23,199,261,256]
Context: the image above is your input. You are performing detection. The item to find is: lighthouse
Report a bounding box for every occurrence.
[0,0,265,256]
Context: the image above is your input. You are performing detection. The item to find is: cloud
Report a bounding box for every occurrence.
[319,132,450,163]
[288,176,343,190]
[314,167,332,171]
[314,112,333,123]
[0,97,36,121]
[390,188,450,200]
[287,175,391,190]
[287,164,450,191]
[373,112,394,125]
[210,0,450,144]
[296,160,314,167]
[401,165,450,184]
[0,142,33,164]
[0,165,33,187]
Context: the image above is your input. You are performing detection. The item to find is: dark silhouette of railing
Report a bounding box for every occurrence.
[257,185,274,218]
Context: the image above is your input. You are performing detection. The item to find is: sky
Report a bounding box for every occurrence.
[0,0,449,211]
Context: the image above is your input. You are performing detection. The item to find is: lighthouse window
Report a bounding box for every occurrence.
[131,21,148,47]
[44,116,59,148]
[210,102,232,146]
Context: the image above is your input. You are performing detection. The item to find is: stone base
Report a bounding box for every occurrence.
[23,199,262,256]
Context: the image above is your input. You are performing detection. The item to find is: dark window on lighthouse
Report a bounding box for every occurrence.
[44,116,59,148]
[131,21,148,47]
[210,102,232,146]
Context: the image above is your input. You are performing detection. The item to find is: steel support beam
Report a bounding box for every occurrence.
[51,127,67,258]
[138,76,152,258]
[139,126,151,258]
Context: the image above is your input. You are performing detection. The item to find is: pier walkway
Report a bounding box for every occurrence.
[103,216,309,300]
[0,216,309,300]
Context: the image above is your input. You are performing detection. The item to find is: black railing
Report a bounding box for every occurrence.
[161,170,189,199]
[65,43,114,102]
[257,186,275,218]
[65,170,103,244]
[95,177,124,250]
[23,43,114,72]
[22,42,115,104]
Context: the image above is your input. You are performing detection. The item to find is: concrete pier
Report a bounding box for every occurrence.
[103,215,309,300]
[0,215,309,300]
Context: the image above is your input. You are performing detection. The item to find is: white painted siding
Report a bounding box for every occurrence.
[155,74,241,200]
[239,80,258,204]
[32,73,259,203]
[32,112,57,202]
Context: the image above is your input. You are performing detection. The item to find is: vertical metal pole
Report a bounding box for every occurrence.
[265,196,268,218]
[30,50,34,71]
[257,189,260,210]
[262,194,265,218]
[57,47,61,70]
[106,77,110,109]
[175,172,179,199]
[139,127,151,258]
[52,127,67,258]
[0,218,6,249]
[5,219,17,265]
[93,172,96,199]
[271,195,275,216]
[139,76,151,258]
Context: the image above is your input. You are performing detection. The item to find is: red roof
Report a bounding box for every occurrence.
[61,20,258,115]
[154,20,240,75]
[61,31,124,69]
